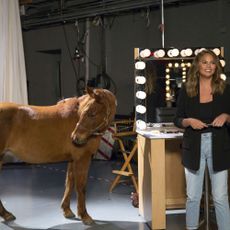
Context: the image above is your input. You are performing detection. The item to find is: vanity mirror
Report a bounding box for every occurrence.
[134,47,225,130]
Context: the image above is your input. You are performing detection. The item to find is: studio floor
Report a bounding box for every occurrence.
[0,159,215,230]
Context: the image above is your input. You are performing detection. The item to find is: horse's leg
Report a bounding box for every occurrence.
[0,154,16,221]
[0,200,16,221]
[73,156,93,225]
[61,162,75,218]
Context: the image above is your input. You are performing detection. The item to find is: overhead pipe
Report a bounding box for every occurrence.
[161,0,165,48]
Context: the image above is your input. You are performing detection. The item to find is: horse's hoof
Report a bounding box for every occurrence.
[3,212,16,222]
[63,210,75,219]
[82,215,94,225]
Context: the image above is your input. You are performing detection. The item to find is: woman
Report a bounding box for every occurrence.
[174,49,230,230]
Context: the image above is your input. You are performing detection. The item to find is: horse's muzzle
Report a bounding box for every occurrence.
[72,138,87,146]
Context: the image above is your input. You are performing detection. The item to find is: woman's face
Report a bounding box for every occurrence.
[198,53,216,79]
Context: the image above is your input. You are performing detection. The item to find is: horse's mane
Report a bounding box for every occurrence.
[57,97,79,118]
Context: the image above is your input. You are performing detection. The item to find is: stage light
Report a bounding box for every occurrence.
[135,61,146,70]
[140,49,151,58]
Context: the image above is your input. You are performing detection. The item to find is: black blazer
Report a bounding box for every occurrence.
[174,84,230,172]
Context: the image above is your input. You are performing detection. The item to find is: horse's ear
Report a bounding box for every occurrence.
[86,87,94,96]
[86,87,102,102]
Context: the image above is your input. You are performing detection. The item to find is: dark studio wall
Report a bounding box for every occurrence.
[22,0,230,115]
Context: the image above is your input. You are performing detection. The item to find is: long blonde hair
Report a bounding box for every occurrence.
[185,49,225,97]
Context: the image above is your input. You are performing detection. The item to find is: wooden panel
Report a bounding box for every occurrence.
[165,139,186,209]
[138,135,186,229]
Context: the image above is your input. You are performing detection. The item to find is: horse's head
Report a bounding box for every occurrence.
[71,87,116,146]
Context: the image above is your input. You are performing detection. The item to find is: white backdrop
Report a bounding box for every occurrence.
[0,0,28,162]
[0,0,28,104]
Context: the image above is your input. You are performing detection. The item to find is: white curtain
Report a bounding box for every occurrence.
[0,0,28,104]
[0,0,28,162]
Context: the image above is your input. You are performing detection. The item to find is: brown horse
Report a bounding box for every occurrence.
[0,87,116,225]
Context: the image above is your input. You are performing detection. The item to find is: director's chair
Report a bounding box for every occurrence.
[109,119,138,193]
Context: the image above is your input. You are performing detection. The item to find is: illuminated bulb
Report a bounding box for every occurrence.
[213,48,221,56]
[166,80,170,85]
[166,68,170,73]
[187,63,191,67]
[220,74,226,81]
[183,67,187,71]
[167,49,174,57]
[182,71,186,75]
[180,49,187,57]
[182,75,186,79]
[156,49,166,58]
[168,63,173,68]
[181,63,185,67]
[135,76,146,84]
[220,59,226,67]
[182,79,186,82]
[166,74,170,79]
[136,120,147,130]
[136,91,146,99]
[185,48,193,56]
[136,105,146,114]
[135,61,146,70]
[174,63,179,68]
[166,92,171,98]
[194,49,200,55]
[139,49,151,58]
[172,48,179,57]
[199,48,206,53]
[166,86,170,91]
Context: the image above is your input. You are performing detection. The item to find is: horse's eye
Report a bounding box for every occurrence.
[88,112,96,117]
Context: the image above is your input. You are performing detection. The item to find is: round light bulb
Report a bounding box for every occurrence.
[135,76,146,84]
[180,49,187,57]
[136,91,146,99]
[139,49,151,58]
[185,48,193,56]
[174,63,179,68]
[167,49,173,57]
[136,105,146,114]
[156,49,165,58]
[168,63,173,68]
[213,48,221,56]
[172,48,179,57]
[135,61,146,70]
[220,74,226,81]
[220,59,226,67]
[136,120,147,130]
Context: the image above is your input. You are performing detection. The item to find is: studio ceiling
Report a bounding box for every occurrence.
[19,0,217,30]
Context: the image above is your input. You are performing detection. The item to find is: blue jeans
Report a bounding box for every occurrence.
[185,132,230,230]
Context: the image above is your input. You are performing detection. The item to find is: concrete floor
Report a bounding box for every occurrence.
[0,160,215,230]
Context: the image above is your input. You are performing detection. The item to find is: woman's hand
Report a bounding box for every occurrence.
[183,118,208,130]
[212,113,229,127]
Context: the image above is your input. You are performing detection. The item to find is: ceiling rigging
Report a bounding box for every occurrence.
[20,0,216,30]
